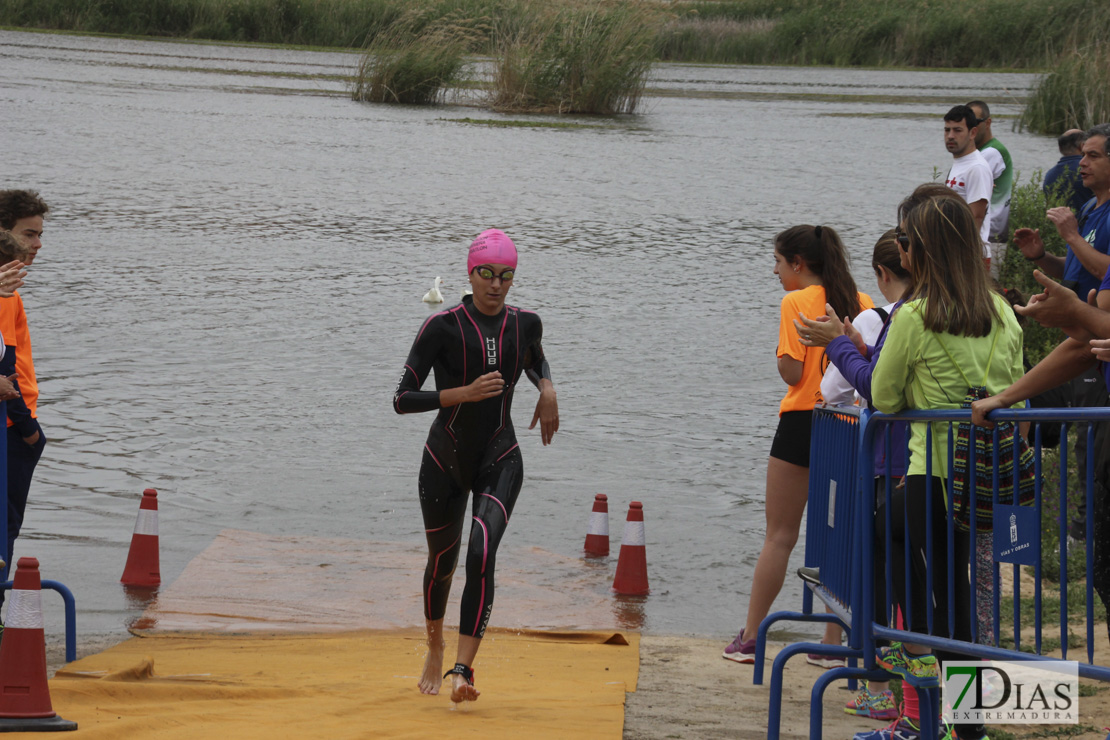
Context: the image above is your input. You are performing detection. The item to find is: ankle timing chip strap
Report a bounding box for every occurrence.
[444,663,474,685]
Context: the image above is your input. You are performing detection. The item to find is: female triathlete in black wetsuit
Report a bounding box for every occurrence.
[393,229,559,703]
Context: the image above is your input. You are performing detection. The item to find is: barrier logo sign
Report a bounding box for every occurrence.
[943,660,1078,724]
[993,504,1039,565]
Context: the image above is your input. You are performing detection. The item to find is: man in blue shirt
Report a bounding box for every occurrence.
[1045,129,1096,215]
[1015,123,1110,302]
[1014,123,1110,541]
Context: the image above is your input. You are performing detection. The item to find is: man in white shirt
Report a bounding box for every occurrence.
[943,104,994,261]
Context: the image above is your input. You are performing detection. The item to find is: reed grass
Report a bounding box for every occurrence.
[659,0,1110,68]
[351,13,481,104]
[490,1,659,115]
[5,0,1110,70]
[1020,40,1110,135]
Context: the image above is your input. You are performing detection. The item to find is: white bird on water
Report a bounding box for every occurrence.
[423,276,444,304]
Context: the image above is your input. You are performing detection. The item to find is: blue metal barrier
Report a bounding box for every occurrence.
[0,579,77,663]
[764,405,1110,739]
[0,396,78,665]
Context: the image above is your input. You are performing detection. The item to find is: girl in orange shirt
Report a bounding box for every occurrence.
[724,224,872,664]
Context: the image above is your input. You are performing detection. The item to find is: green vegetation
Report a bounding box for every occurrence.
[6,0,1109,120]
[658,0,1110,68]
[998,172,1071,365]
[351,14,478,104]
[4,0,1109,69]
[490,2,658,114]
[1021,40,1110,135]
[442,117,608,129]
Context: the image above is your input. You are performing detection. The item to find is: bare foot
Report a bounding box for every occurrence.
[418,640,445,695]
[450,672,480,703]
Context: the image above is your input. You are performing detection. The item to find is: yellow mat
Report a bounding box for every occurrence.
[48,628,638,739]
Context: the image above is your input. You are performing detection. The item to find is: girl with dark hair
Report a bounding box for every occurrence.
[723,225,873,665]
[817,230,912,407]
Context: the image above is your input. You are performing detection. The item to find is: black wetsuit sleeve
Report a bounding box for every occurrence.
[393,316,445,414]
[522,317,552,388]
[2,343,35,436]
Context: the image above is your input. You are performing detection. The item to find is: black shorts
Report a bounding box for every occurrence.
[770,410,813,467]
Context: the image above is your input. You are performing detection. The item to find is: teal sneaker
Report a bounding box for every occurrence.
[876,643,938,681]
[845,682,899,720]
[852,716,922,740]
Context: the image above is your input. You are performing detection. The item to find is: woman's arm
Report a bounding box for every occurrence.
[871,307,918,414]
[523,319,558,445]
[826,335,878,405]
[970,336,1095,426]
[777,356,803,386]
[393,315,504,414]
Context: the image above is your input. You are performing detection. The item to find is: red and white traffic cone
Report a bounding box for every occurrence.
[0,557,77,731]
[121,489,161,587]
[612,501,649,595]
[584,494,610,557]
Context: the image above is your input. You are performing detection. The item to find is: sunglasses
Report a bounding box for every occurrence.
[472,266,515,282]
[895,229,910,249]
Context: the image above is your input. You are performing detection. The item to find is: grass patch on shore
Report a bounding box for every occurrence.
[1021,39,1110,135]
[490,1,658,114]
[351,13,479,104]
[442,117,607,129]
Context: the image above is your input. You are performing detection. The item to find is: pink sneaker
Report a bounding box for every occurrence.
[722,629,756,663]
[806,652,847,669]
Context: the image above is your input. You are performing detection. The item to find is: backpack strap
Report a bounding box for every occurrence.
[1078,196,1098,229]
[873,306,889,323]
[933,326,1000,389]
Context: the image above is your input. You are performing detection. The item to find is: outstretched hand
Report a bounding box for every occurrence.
[1013,270,1084,329]
[794,303,846,347]
[0,373,18,402]
[1091,338,1110,363]
[529,384,559,445]
[1047,206,1081,241]
[970,395,1006,429]
[0,260,26,299]
[1012,228,1045,260]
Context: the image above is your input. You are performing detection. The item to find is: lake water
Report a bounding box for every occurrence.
[0,29,1049,643]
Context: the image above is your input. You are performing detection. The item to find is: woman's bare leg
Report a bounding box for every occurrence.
[418,618,446,694]
[743,456,810,638]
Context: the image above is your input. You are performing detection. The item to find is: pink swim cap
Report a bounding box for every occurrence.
[468,229,518,272]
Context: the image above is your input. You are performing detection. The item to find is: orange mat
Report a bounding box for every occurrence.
[49,628,638,738]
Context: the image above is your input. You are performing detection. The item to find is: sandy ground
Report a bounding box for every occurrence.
[624,636,1110,740]
[33,533,1110,738]
[45,632,1110,739]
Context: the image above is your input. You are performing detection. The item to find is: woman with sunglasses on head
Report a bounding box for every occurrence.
[723,224,873,666]
[393,229,559,704]
[859,197,1020,740]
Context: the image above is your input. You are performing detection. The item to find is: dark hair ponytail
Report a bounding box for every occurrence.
[872,229,910,282]
[775,224,862,321]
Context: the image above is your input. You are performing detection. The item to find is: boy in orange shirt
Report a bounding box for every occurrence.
[0,190,48,614]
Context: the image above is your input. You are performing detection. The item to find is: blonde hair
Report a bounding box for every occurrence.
[904,197,999,336]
